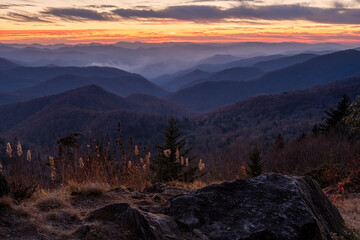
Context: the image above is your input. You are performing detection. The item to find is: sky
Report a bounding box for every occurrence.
[1,0,360,45]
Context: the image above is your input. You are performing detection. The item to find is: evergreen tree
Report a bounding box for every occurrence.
[344,96,360,136]
[247,146,263,178]
[151,117,196,183]
[274,134,285,150]
[319,94,351,133]
[312,124,320,135]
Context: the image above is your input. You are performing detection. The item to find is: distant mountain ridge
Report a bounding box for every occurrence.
[15,74,167,98]
[0,42,348,78]
[184,67,264,88]
[160,70,213,91]
[191,73,360,150]
[0,85,194,147]
[157,53,318,91]
[0,58,20,71]
[0,65,143,90]
[253,53,317,72]
[166,49,360,112]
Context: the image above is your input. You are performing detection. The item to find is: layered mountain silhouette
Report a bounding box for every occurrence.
[151,54,285,86]
[197,54,241,65]
[0,58,20,71]
[0,65,161,92]
[193,73,360,150]
[253,53,317,72]
[183,67,264,88]
[167,49,360,112]
[157,53,318,91]
[160,70,213,91]
[15,74,166,98]
[0,85,193,147]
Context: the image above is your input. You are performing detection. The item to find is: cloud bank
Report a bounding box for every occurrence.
[2,4,360,24]
[113,4,360,24]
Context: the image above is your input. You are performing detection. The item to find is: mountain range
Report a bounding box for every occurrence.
[192,73,360,151]
[0,85,193,147]
[0,64,167,101]
[166,49,360,112]
[157,53,318,91]
[0,46,359,152]
[0,42,347,79]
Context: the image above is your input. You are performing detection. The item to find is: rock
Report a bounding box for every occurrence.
[0,174,9,197]
[169,173,351,240]
[143,183,165,193]
[74,225,91,238]
[87,203,155,240]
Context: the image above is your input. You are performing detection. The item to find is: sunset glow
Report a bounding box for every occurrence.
[1,0,360,45]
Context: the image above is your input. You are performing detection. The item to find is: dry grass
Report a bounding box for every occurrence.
[336,196,360,236]
[35,192,72,211]
[69,182,110,197]
[167,180,209,189]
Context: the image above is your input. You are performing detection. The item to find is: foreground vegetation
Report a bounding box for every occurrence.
[0,95,359,239]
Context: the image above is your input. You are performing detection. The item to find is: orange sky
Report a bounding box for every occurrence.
[1,0,360,45]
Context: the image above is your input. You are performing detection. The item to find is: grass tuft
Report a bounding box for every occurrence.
[69,182,110,197]
[35,193,71,211]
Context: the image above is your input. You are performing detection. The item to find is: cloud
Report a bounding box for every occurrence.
[113,4,360,24]
[43,8,111,21]
[3,4,360,25]
[85,5,117,9]
[0,3,35,9]
[5,12,50,22]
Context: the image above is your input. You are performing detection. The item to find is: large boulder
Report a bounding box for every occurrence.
[170,173,352,240]
[0,174,9,197]
[87,203,155,240]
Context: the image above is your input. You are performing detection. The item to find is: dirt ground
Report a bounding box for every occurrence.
[335,194,360,236]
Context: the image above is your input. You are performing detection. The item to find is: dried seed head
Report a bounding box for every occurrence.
[128,161,132,169]
[241,162,247,179]
[198,159,205,171]
[49,156,55,167]
[17,141,22,157]
[6,142,12,157]
[185,158,189,167]
[145,152,151,166]
[26,149,31,162]
[49,156,56,181]
[163,149,171,158]
[181,156,184,166]
[135,145,139,156]
[175,147,180,162]
[51,170,56,181]
[79,158,84,168]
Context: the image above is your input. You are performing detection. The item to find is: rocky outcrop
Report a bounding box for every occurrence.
[0,174,9,197]
[170,173,350,240]
[85,174,354,240]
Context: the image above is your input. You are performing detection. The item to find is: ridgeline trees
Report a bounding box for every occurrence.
[319,94,351,133]
[151,117,197,183]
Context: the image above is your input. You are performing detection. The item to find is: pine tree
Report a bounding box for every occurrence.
[151,117,196,183]
[319,94,351,133]
[247,146,263,178]
[274,134,285,150]
[312,124,320,135]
